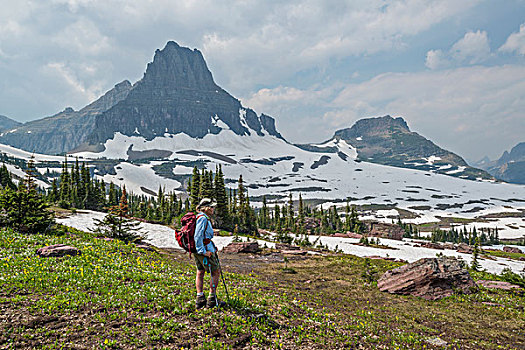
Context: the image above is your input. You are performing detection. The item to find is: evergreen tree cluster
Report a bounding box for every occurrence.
[257,197,365,240]
[188,166,257,234]
[429,226,500,246]
[93,186,142,243]
[127,186,186,226]
[49,157,107,211]
[396,217,421,238]
[0,158,53,234]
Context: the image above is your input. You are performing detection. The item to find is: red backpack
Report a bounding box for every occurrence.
[175,212,210,254]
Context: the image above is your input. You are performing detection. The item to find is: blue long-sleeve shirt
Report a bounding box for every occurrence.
[194,213,216,254]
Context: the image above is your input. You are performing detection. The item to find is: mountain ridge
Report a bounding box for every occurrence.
[0,81,132,154]
[87,41,284,146]
[0,115,21,132]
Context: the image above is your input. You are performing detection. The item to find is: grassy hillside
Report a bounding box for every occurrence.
[1,227,524,349]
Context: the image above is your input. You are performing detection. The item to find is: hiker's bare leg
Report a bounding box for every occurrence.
[209,269,220,294]
[196,270,205,294]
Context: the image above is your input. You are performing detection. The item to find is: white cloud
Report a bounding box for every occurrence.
[43,62,101,103]
[426,30,491,69]
[52,19,111,56]
[425,49,450,69]
[499,23,525,56]
[327,65,525,159]
[450,30,491,64]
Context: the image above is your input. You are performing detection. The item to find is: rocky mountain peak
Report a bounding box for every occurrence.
[334,115,410,140]
[87,41,284,144]
[330,115,493,181]
[141,41,217,91]
[0,115,21,132]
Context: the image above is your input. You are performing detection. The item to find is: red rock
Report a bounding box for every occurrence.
[421,242,445,250]
[36,244,81,258]
[346,232,363,239]
[377,256,476,300]
[477,280,522,291]
[503,246,522,254]
[368,222,404,240]
[456,243,473,254]
[333,233,348,238]
[221,242,259,253]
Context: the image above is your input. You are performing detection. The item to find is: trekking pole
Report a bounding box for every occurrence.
[213,243,231,304]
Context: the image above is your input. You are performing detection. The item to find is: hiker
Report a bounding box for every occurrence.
[194,198,222,309]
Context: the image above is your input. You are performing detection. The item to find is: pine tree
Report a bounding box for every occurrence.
[93,186,142,243]
[287,193,294,231]
[0,157,53,233]
[260,195,269,229]
[471,237,481,271]
[0,164,16,190]
[199,169,213,200]
[190,166,201,211]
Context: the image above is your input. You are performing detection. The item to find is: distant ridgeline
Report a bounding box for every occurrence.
[477,142,525,184]
[0,41,493,183]
[298,115,492,181]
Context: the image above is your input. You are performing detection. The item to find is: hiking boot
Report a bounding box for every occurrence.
[206,294,226,308]
[195,294,206,310]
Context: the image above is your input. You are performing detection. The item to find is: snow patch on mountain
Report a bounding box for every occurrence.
[101,162,182,195]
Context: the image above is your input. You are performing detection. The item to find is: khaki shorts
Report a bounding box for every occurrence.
[194,253,219,273]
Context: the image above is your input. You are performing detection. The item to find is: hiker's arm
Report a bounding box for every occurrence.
[194,216,207,255]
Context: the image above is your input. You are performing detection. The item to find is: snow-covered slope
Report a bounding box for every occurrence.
[57,210,525,275]
[1,120,525,239]
[69,124,525,238]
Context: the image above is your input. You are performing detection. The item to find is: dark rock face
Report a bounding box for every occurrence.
[368,222,404,240]
[88,41,284,145]
[36,244,81,257]
[377,256,476,300]
[0,115,21,132]
[221,242,259,253]
[332,115,492,180]
[0,42,284,155]
[0,81,132,154]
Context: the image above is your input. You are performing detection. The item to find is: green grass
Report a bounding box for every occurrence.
[1,227,524,349]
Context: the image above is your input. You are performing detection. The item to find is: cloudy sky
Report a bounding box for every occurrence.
[1,0,524,161]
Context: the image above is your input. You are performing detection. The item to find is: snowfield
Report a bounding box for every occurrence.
[1,118,525,239]
[57,210,525,275]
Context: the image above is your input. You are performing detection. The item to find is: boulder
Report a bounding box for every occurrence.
[421,242,445,250]
[456,243,473,254]
[333,233,348,238]
[503,246,522,254]
[346,232,363,239]
[275,243,300,251]
[36,244,81,258]
[368,222,404,240]
[377,256,476,300]
[477,280,522,291]
[281,250,308,255]
[221,242,259,254]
